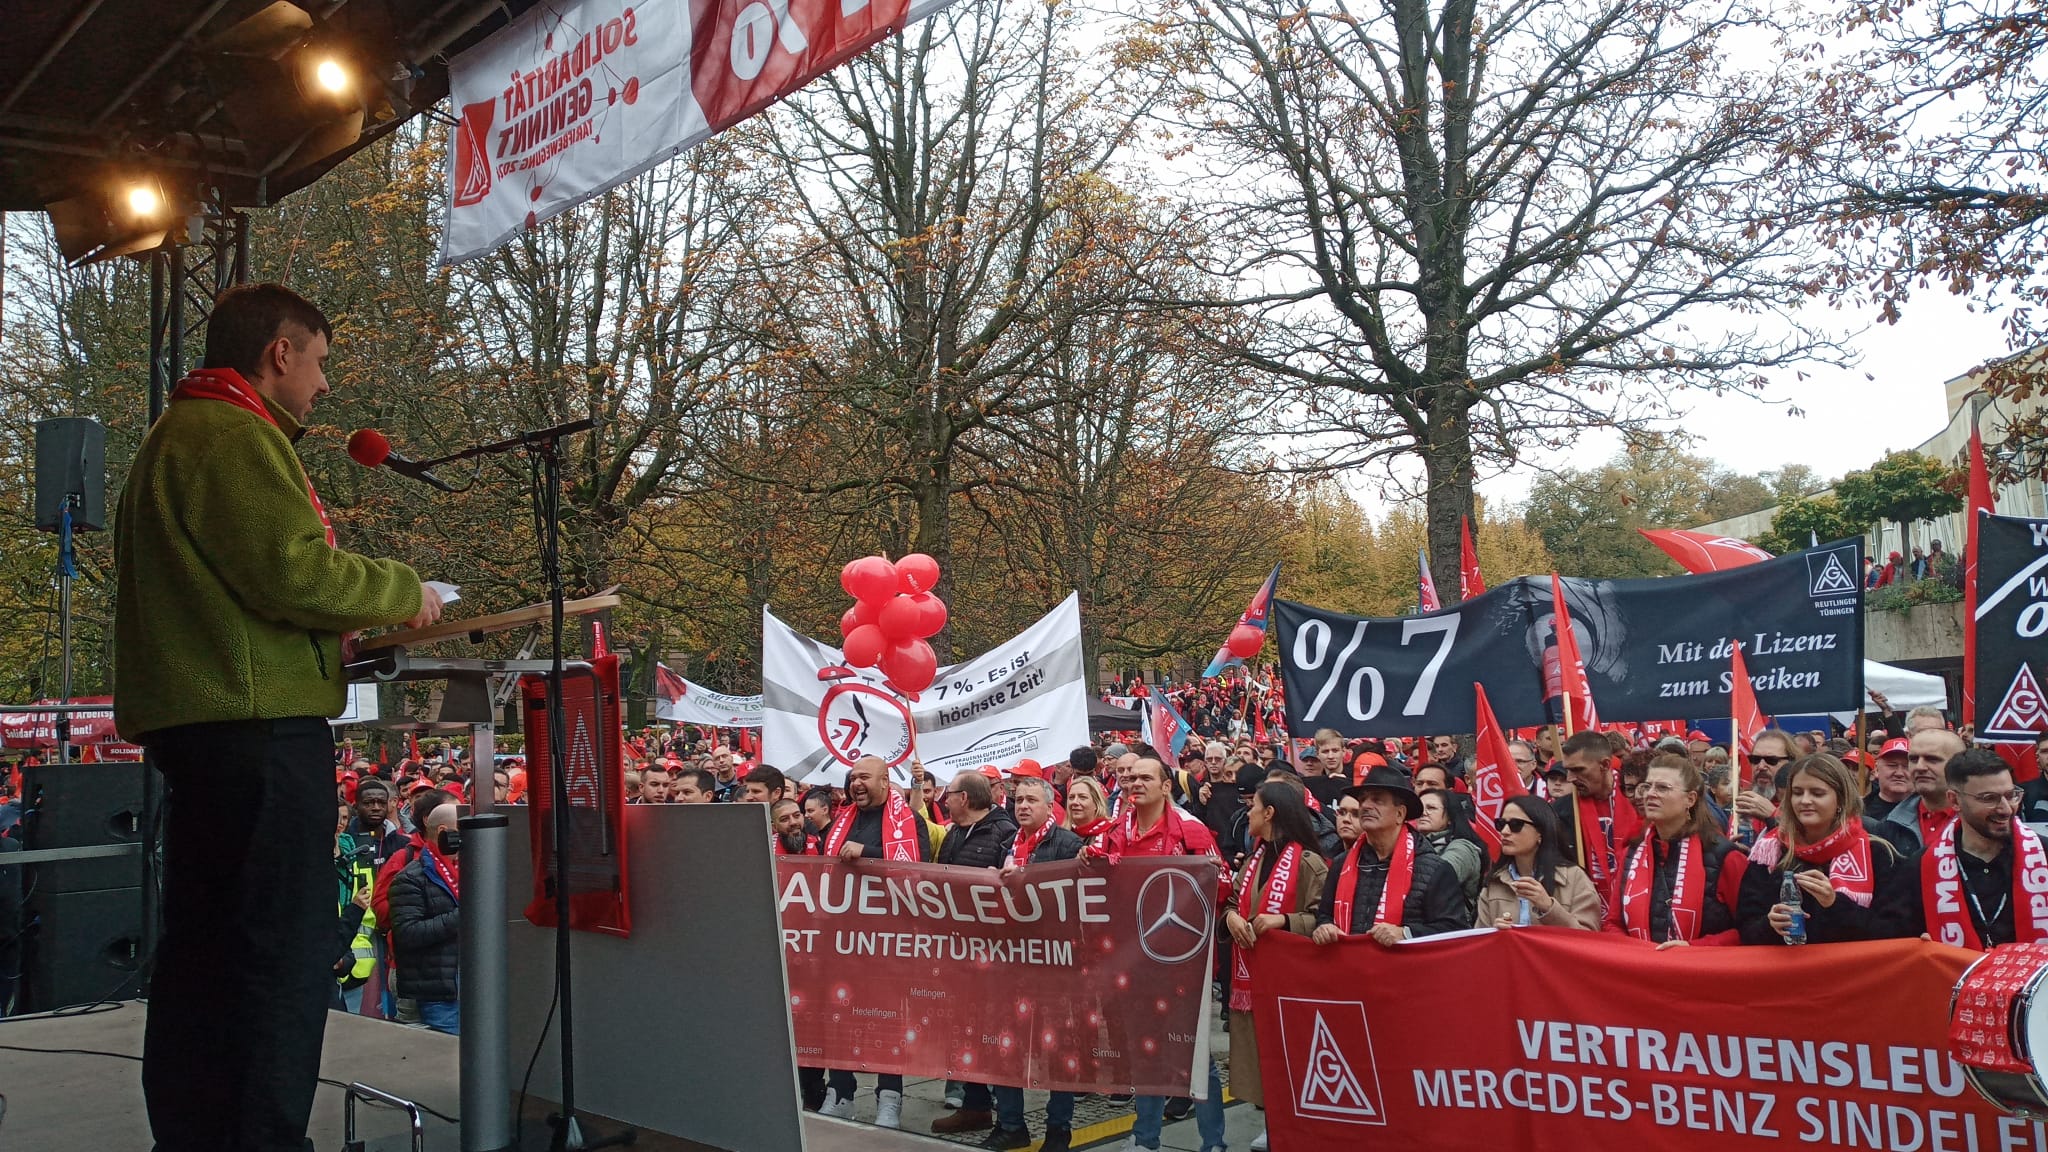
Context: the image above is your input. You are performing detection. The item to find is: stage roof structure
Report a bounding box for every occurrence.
[0,0,533,262]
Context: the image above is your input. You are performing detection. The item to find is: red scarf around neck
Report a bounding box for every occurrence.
[822,786,919,860]
[1923,817,2048,949]
[1750,821,1874,908]
[1331,828,1416,934]
[1617,833,1704,943]
[1575,775,1641,893]
[1231,840,1304,1009]
[170,368,334,548]
[425,844,460,902]
[1011,818,1052,866]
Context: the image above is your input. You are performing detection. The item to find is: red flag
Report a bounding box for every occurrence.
[1548,575,1599,732]
[1638,528,1773,574]
[1459,516,1486,600]
[1418,549,1442,612]
[653,662,688,708]
[1469,683,1529,827]
[1729,640,1766,792]
[1964,419,1994,726]
[1253,701,1268,743]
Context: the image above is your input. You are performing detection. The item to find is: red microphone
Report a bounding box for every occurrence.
[346,428,392,468]
[346,428,452,492]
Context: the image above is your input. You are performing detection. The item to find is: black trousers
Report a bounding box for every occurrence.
[143,717,337,1152]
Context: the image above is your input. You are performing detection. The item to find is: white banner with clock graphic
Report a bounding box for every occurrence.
[761,594,1090,786]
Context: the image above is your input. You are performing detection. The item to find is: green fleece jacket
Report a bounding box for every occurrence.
[114,387,423,740]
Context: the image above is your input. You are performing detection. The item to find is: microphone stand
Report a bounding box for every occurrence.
[416,418,597,473]
[436,417,625,1151]
[523,424,630,1152]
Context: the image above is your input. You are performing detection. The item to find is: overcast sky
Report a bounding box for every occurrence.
[1473,292,2015,506]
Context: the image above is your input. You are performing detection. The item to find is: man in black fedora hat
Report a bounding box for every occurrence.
[1313,766,1470,944]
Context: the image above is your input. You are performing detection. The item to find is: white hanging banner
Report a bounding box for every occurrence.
[762,594,1091,786]
[442,0,967,263]
[654,666,764,728]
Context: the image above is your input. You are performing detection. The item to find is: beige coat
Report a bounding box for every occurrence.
[1226,848,1329,1107]
[1474,862,1603,931]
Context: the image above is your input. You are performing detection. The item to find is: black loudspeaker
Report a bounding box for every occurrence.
[34,416,107,532]
[18,885,143,1013]
[19,762,144,893]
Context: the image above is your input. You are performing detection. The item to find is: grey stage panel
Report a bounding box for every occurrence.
[507,802,803,1152]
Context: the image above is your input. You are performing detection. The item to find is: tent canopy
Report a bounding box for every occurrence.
[1088,695,1141,734]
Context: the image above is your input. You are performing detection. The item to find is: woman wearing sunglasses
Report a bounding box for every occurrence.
[1476,795,1602,930]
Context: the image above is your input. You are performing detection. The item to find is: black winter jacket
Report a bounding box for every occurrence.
[939,808,1018,870]
[1314,831,1469,938]
[842,803,934,862]
[388,853,461,1001]
[1735,835,1916,945]
[1021,824,1085,865]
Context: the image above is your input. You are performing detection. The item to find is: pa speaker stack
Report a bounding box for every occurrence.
[33,417,106,532]
[15,761,146,1012]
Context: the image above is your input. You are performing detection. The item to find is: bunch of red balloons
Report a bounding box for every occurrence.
[838,553,948,695]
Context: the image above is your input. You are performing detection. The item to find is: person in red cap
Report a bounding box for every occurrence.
[1864,737,1914,821]
[1876,728,1967,850]
[1684,730,1714,763]
[977,762,1008,811]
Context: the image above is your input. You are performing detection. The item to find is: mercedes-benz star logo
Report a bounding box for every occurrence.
[1135,867,1213,964]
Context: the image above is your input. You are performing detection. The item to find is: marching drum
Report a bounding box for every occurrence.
[1950,945,2048,1117]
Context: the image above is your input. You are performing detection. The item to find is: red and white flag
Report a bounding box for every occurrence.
[1638,528,1773,574]
[1459,516,1486,600]
[1548,575,1599,733]
[1728,639,1767,838]
[1469,683,1528,826]
[1418,549,1442,612]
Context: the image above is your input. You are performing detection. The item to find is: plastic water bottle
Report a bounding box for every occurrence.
[1781,871,1808,945]
[1510,864,1532,926]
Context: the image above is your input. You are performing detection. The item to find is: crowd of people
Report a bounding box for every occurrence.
[11,688,2046,1151]
[500,688,2038,1152]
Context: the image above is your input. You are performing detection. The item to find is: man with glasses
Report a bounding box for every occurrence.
[1879,728,1966,850]
[929,770,1017,1137]
[1904,748,2048,948]
[1104,758,1228,1152]
[1730,730,1798,836]
[1506,739,1545,798]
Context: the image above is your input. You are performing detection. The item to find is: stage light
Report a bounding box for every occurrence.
[125,183,162,218]
[314,57,350,94]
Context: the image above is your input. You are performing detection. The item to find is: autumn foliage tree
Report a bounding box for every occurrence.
[1151,0,1845,598]
[1832,450,1964,551]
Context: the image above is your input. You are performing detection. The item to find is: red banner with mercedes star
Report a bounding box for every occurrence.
[1249,929,2048,1152]
[777,855,1218,1095]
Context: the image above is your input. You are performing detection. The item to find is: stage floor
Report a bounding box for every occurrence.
[0,1002,950,1152]
[0,1002,1253,1152]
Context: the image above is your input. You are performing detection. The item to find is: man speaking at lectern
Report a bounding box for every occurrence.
[114,283,443,1152]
